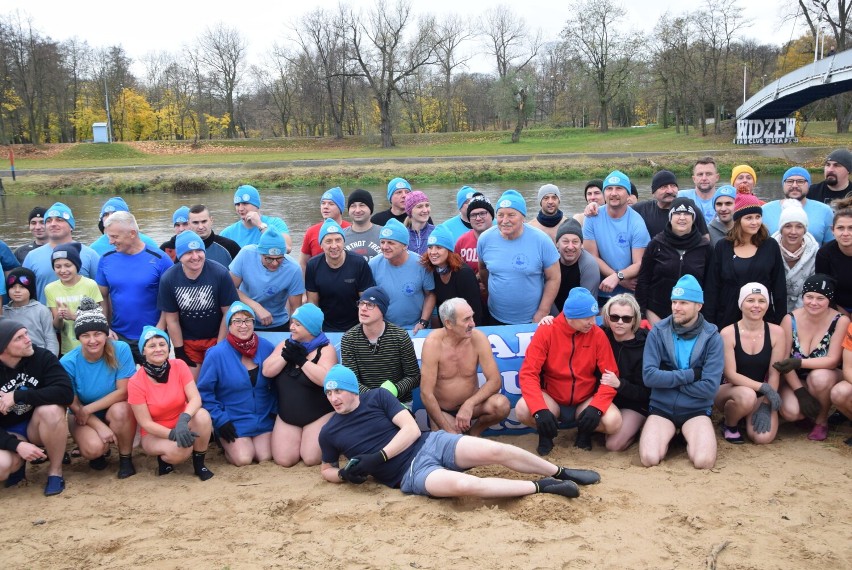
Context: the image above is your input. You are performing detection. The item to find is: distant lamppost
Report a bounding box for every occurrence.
[103,75,112,143]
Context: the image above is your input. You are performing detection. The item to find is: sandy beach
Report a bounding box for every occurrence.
[2,419,850,570]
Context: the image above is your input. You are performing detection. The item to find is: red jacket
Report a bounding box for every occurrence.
[519,314,618,414]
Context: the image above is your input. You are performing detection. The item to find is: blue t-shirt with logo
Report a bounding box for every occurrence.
[369,253,435,329]
[583,206,650,297]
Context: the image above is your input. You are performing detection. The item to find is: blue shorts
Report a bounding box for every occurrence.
[400,431,464,496]
[5,419,30,439]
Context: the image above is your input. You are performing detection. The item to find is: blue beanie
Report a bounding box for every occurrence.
[139,325,170,355]
[671,274,704,303]
[713,185,737,206]
[563,287,599,319]
[496,189,527,217]
[323,364,360,394]
[100,197,129,219]
[46,202,75,230]
[51,242,82,271]
[386,177,411,201]
[782,166,811,186]
[379,218,409,245]
[234,185,261,208]
[321,186,346,215]
[426,224,455,251]
[256,227,287,255]
[175,230,205,260]
[456,186,476,210]
[360,286,390,315]
[603,170,631,193]
[292,303,324,337]
[172,206,189,225]
[318,218,344,245]
[226,301,255,325]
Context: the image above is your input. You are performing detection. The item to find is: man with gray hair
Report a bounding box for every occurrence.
[96,211,174,363]
[527,184,566,241]
[419,298,510,437]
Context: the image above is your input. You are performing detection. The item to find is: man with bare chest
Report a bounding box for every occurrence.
[419,298,510,436]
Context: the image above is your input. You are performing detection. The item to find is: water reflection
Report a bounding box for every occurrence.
[0,179,781,250]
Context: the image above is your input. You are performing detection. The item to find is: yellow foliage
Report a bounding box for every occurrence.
[776,34,836,77]
[113,88,158,141]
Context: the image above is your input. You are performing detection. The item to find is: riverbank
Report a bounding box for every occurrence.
[0,125,844,195]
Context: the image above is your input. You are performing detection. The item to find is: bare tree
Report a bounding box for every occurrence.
[195,23,247,138]
[480,5,541,142]
[434,14,474,132]
[561,0,643,132]
[348,0,438,148]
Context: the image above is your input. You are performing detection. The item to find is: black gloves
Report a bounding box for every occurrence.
[756,383,782,411]
[174,346,197,368]
[169,413,199,448]
[281,339,308,367]
[692,367,703,381]
[576,406,603,433]
[794,387,821,420]
[534,409,558,439]
[751,403,772,434]
[348,450,388,478]
[218,421,238,443]
[338,458,368,484]
[773,357,802,374]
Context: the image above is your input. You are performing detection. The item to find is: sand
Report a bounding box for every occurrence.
[2,423,850,570]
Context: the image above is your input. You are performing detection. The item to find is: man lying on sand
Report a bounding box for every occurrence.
[318,364,600,499]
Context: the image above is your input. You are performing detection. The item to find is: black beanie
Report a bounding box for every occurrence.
[74,297,109,339]
[466,192,495,220]
[347,189,374,213]
[0,319,26,354]
[651,170,678,192]
[28,206,47,222]
[6,268,37,301]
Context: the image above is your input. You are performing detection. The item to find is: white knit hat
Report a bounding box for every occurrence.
[778,199,808,230]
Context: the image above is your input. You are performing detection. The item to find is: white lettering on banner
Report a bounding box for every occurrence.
[735,118,798,145]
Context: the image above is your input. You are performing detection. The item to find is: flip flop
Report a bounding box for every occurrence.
[722,425,745,444]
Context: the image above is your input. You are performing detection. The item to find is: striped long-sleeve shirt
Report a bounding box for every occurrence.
[340,322,420,405]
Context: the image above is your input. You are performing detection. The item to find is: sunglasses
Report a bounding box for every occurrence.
[7,275,30,286]
[608,313,634,323]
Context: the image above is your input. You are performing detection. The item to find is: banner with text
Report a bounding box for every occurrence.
[735,118,797,144]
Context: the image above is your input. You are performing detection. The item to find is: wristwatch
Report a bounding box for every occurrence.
[616,271,625,280]
[417,319,430,328]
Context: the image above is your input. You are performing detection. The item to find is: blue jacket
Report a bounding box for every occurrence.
[642,316,723,416]
[197,338,277,438]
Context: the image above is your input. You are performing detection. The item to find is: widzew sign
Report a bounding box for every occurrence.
[735,118,797,144]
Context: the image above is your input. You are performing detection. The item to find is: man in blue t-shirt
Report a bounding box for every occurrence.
[761,167,835,246]
[318,364,599,499]
[97,211,174,363]
[477,190,560,325]
[368,218,435,331]
[89,197,160,255]
[307,219,375,332]
[157,231,239,376]
[583,171,650,302]
[677,156,720,225]
[220,185,292,250]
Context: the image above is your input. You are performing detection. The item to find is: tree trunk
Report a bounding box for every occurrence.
[379,97,394,148]
[835,93,852,133]
[598,99,609,132]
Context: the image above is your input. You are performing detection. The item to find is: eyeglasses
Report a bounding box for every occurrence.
[469,212,490,219]
[231,318,255,327]
[7,275,29,286]
[608,314,634,323]
[784,178,808,186]
[357,301,377,310]
[262,256,285,264]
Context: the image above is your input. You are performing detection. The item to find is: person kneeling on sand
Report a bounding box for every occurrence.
[419,298,510,436]
[318,365,600,499]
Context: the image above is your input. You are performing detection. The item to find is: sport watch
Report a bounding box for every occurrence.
[616,271,625,280]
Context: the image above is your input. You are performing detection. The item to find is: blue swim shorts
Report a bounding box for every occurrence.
[400,431,464,496]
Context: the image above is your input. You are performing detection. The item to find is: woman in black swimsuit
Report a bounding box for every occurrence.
[777,274,850,441]
[262,303,338,466]
[715,283,786,444]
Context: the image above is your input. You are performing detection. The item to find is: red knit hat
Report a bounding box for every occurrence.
[733,193,763,221]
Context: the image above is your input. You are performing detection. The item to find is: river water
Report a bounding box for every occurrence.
[0,179,783,250]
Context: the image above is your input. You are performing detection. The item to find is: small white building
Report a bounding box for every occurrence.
[92,122,109,143]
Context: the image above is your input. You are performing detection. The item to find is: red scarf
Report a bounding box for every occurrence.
[227,332,258,359]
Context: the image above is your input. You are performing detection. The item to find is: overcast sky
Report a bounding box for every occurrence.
[4,0,802,76]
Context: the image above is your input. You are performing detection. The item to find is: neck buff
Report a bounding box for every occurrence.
[299,332,330,354]
[142,359,171,383]
[227,332,258,359]
[673,313,705,340]
[536,210,564,228]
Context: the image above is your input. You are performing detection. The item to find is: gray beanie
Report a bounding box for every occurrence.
[0,319,26,354]
[827,148,852,172]
[555,218,583,243]
[537,184,560,205]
